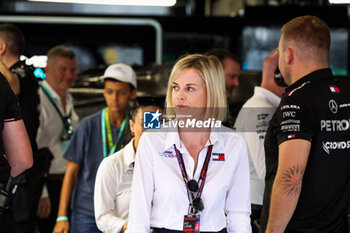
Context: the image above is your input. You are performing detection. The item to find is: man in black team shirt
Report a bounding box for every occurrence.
[0,73,33,232]
[0,23,49,233]
[261,15,350,233]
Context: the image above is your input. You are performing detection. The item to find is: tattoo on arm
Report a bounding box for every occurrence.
[281,165,305,196]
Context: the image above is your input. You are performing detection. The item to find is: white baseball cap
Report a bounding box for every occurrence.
[100,63,137,88]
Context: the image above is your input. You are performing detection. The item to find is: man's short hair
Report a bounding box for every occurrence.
[0,24,25,56]
[281,15,330,61]
[46,45,76,66]
[205,48,241,68]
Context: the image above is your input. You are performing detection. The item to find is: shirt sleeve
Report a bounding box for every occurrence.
[234,106,269,180]
[126,134,154,233]
[94,157,127,233]
[0,74,22,122]
[225,136,252,233]
[277,96,314,145]
[11,63,36,97]
[62,120,88,164]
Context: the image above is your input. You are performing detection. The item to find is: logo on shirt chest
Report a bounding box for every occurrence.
[158,151,176,158]
[123,168,134,175]
[329,100,338,114]
[322,140,350,155]
[212,153,225,161]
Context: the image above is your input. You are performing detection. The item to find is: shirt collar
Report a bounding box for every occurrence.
[254,86,281,108]
[285,68,333,95]
[9,60,25,70]
[42,80,74,112]
[164,123,225,152]
[124,139,136,168]
[42,80,60,100]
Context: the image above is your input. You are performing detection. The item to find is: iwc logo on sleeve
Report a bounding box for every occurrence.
[329,100,338,114]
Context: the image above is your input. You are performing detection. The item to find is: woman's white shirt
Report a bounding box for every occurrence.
[127,126,251,233]
[94,139,135,233]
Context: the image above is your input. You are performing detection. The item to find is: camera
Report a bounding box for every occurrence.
[0,177,13,215]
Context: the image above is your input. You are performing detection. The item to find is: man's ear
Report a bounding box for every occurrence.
[129,119,135,135]
[43,65,49,76]
[285,48,294,65]
[0,42,6,55]
[130,89,137,100]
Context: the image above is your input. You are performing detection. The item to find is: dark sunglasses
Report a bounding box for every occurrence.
[63,116,73,136]
[187,179,204,212]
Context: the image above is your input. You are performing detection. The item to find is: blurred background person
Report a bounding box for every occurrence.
[205,48,241,98]
[234,49,286,233]
[36,45,79,233]
[0,72,33,233]
[94,104,162,233]
[205,48,242,128]
[127,54,251,233]
[53,63,136,233]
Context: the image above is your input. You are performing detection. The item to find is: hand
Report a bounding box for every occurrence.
[262,48,279,81]
[37,197,51,218]
[53,220,70,233]
[120,224,128,233]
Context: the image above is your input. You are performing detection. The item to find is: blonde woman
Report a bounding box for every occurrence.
[127,54,251,233]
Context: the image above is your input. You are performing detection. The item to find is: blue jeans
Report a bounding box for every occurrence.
[70,211,101,233]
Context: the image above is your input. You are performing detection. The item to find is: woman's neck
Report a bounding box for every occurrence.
[179,129,211,173]
[179,129,210,149]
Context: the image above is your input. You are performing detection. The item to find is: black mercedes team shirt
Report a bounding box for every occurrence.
[0,73,22,183]
[261,68,350,233]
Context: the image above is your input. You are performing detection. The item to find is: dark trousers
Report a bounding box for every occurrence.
[13,182,43,233]
[0,208,15,233]
[37,177,63,233]
[251,204,262,233]
[153,228,227,233]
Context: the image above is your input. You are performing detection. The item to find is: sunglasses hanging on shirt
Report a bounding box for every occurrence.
[61,115,73,141]
[174,144,213,233]
[40,83,74,141]
[173,144,213,213]
[186,179,204,212]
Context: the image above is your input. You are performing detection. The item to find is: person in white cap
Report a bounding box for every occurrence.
[53,63,137,233]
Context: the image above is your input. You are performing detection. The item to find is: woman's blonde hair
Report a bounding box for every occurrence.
[165,54,227,122]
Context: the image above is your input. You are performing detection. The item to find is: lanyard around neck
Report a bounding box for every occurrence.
[173,144,213,201]
[101,107,128,158]
[41,82,71,120]
[40,83,72,136]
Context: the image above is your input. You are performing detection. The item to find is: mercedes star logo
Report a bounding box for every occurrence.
[329,100,338,114]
